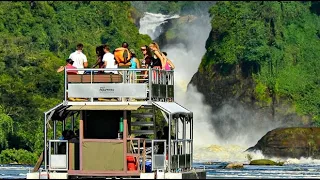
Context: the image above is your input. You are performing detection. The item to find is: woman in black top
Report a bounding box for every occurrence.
[148,42,165,69]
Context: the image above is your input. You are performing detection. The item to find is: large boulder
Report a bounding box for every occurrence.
[247,127,320,159]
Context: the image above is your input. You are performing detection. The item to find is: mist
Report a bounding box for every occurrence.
[139,12,284,162]
[160,15,218,147]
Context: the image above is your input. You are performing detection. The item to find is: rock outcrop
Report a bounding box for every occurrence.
[247,127,320,159]
[225,162,244,169]
[249,159,284,166]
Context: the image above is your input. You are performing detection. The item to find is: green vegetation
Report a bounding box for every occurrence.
[0,1,152,164]
[201,1,320,124]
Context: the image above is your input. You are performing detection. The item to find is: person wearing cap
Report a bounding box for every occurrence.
[57,58,78,74]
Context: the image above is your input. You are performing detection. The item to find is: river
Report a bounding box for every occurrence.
[2,163,320,179]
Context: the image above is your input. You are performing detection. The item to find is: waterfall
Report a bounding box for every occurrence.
[139,12,180,40]
[138,11,319,165]
[138,12,273,163]
[139,12,223,158]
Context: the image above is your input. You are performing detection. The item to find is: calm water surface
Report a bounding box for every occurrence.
[1,163,320,179]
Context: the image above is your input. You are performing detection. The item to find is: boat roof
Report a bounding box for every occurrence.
[152,102,193,119]
[45,101,192,122]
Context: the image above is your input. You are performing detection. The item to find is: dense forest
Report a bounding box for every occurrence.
[0,1,153,164]
[0,0,215,165]
[197,1,320,124]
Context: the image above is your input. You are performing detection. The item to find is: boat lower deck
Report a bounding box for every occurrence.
[26,169,206,179]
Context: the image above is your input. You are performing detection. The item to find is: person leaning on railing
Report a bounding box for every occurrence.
[129,49,141,83]
[140,46,152,81]
[161,52,175,70]
[56,58,78,74]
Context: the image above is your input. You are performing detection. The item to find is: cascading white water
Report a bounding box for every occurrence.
[138,12,320,165]
[139,12,220,158]
[139,12,180,40]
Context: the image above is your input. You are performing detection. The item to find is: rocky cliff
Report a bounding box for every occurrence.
[189,63,312,127]
[247,127,320,159]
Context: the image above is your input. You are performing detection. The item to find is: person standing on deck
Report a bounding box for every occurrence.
[69,43,88,74]
[102,44,118,74]
[57,58,78,74]
[161,52,175,70]
[129,49,141,83]
[92,45,105,74]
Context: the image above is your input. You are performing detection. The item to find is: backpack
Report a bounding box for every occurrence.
[113,47,131,64]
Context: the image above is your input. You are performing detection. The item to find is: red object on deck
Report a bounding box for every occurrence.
[127,156,137,171]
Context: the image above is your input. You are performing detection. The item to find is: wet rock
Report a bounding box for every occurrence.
[249,159,284,166]
[225,162,244,169]
[247,127,320,159]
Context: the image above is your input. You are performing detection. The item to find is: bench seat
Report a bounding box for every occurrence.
[67,74,123,83]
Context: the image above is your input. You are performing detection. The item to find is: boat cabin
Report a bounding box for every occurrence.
[27,68,206,179]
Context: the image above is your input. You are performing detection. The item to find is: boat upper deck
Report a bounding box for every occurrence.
[64,68,174,106]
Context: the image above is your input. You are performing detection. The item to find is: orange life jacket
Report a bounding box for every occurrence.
[113,47,131,64]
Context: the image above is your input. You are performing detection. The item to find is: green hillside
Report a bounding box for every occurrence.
[0,1,151,164]
[199,1,320,124]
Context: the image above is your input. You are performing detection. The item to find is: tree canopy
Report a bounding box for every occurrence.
[0,1,152,163]
[200,1,320,124]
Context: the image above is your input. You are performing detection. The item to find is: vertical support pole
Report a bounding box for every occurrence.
[44,113,47,170]
[143,139,146,173]
[79,111,84,171]
[90,70,93,102]
[176,117,179,169]
[168,114,171,171]
[191,116,193,168]
[123,110,128,173]
[71,114,75,132]
[172,70,174,101]
[64,67,67,102]
[53,120,56,154]
[63,119,66,131]
[176,117,179,156]
[148,67,152,101]
[153,106,156,138]
[183,117,186,168]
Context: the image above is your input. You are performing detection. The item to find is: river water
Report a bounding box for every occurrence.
[1,163,320,179]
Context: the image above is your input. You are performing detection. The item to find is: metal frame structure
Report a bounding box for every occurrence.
[40,68,194,178]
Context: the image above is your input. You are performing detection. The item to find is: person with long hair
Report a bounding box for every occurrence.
[92,45,105,73]
[148,42,166,70]
[161,52,175,70]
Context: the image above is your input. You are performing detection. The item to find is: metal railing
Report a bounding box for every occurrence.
[127,137,146,172]
[171,139,192,170]
[64,68,174,103]
[48,140,68,171]
[151,139,167,171]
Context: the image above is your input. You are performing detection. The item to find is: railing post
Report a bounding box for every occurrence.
[148,67,152,102]
[44,113,47,170]
[64,68,67,102]
[90,70,93,102]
